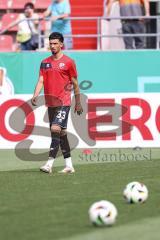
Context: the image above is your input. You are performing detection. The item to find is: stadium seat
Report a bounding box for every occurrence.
[70,0,104,49]
[72,21,97,35]
[0,0,10,9]
[0,35,14,52]
[71,5,103,17]
[73,38,97,50]
[70,0,104,16]
[11,0,32,9]
[1,13,19,32]
[35,0,51,10]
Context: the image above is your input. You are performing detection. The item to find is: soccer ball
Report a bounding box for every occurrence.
[123,181,148,203]
[88,200,118,226]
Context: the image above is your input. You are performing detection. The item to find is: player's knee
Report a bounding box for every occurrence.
[51,124,61,133]
[60,129,67,136]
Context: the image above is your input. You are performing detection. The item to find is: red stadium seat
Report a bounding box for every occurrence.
[0,0,9,9]
[0,35,14,52]
[11,0,31,9]
[70,0,103,49]
[1,13,19,32]
[73,38,97,50]
[35,0,51,9]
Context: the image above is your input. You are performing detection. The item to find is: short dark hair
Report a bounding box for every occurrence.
[49,32,64,43]
[24,2,34,10]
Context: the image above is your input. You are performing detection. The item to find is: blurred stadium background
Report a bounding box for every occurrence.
[0,0,160,51]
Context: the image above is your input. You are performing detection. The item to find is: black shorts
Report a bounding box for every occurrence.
[48,106,70,129]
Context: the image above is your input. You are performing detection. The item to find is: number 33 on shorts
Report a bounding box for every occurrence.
[56,110,66,120]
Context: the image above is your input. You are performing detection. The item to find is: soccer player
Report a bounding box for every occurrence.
[31,32,83,174]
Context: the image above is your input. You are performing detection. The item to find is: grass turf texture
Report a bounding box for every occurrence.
[0,149,160,240]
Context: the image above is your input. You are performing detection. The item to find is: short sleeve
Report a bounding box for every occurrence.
[39,62,45,77]
[69,60,78,79]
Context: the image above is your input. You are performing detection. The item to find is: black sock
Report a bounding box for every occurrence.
[60,134,71,159]
[49,132,60,158]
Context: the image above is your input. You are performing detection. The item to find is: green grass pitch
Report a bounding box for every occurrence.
[0,148,160,240]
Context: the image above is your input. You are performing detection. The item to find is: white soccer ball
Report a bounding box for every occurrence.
[123,181,148,203]
[88,200,118,226]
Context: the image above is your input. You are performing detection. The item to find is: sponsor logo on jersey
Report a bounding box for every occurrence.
[59,63,65,69]
[40,62,52,69]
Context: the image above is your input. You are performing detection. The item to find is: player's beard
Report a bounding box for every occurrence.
[51,49,58,55]
[51,48,60,55]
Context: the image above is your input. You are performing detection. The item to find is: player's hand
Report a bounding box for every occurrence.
[31,96,37,106]
[74,102,83,115]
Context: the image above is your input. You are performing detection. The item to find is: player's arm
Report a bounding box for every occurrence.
[72,77,83,115]
[31,75,44,106]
